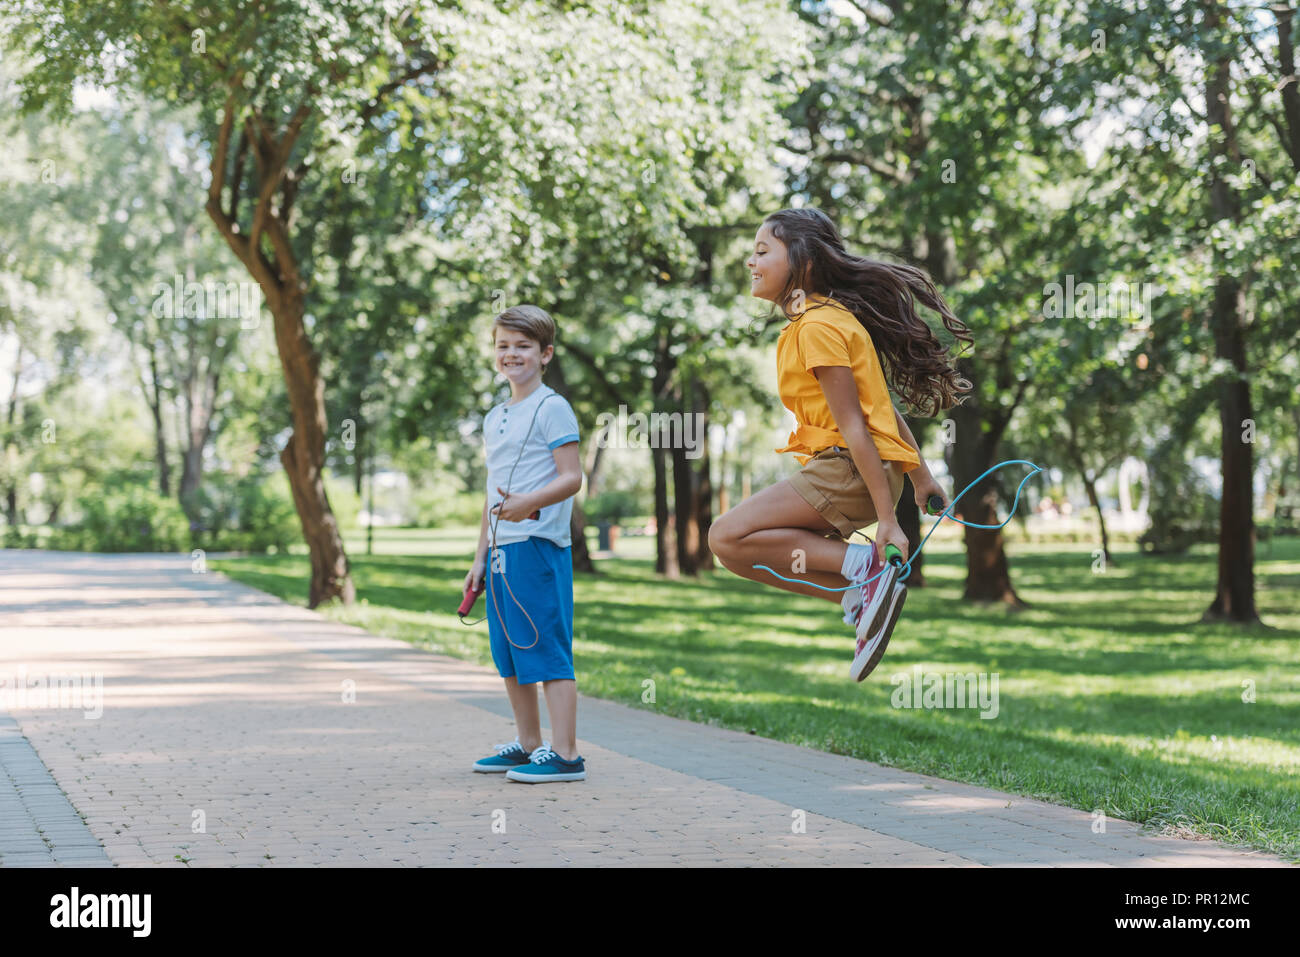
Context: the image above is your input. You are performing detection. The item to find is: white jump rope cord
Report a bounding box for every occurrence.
[481,391,560,651]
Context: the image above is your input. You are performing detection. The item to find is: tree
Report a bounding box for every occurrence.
[786,0,1086,604]
[397,0,808,578]
[7,0,807,603]
[1064,0,1300,623]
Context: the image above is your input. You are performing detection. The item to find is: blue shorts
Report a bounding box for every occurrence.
[485,536,574,685]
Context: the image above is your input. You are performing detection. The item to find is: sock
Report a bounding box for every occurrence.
[839,542,876,625]
[840,542,875,581]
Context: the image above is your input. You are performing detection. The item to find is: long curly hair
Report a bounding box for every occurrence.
[763,208,974,417]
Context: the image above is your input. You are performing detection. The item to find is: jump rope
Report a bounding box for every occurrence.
[752,459,1046,591]
[457,391,560,650]
[458,389,1045,633]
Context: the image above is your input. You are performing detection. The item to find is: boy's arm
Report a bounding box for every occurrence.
[464,498,491,592]
[492,442,583,521]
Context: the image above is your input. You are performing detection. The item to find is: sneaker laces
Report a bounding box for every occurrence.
[527,744,558,764]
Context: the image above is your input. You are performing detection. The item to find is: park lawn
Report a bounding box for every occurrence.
[212,532,1300,862]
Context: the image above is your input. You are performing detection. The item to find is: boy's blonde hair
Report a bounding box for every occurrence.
[492,304,555,352]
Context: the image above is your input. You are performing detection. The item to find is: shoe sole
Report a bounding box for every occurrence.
[854,561,900,649]
[505,771,587,783]
[472,764,525,773]
[851,582,906,682]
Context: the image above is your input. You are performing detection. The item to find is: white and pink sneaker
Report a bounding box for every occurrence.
[844,541,896,642]
[849,549,907,682]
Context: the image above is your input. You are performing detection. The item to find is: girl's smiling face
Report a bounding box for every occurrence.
[494,327,550,384]
[746,221,792,304]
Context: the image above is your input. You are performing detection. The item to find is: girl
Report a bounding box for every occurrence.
[708,208,974,681]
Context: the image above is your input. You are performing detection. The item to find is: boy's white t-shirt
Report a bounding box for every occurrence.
[484,384,581,548]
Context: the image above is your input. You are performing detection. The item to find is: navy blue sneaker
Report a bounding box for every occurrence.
[505,745,586,783]
[473,738,545,773]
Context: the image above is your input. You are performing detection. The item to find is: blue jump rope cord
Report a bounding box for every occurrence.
[752,459,1045,592]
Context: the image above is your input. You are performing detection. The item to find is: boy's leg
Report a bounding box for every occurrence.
[709,480,852,603]
[541,679,577,761]
[503,676,544,752]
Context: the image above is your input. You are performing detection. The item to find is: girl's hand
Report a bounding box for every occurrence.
[463,559,485,594]
[492,487,537,523]
[911,473,948,514]
[875,518,910,564]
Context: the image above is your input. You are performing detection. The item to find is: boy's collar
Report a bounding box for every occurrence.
[504,382,551,407]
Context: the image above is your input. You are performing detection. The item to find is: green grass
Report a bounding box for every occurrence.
[213,531,1300,862]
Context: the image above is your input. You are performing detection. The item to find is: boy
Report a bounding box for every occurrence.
[464,305,586,782]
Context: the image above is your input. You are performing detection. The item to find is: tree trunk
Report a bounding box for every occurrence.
[569,439,603,572]
[1081,471,1111,566]
[1063,422,1114,566]
[694,385,714,572]
[1274,4,1300,168]
[272,293,355,608]
[672,439,698,575]
[539,352,594,573]
[203,93,354,608]
[670,382,700,575]
[144,342,171,498]
[717,431,730,516]
[585,440,606,498]
[178,368,219,517]
[906,230,960,586]
[569,499,594,572]
[896,414,929,586]
[896,469,925,586]
[5,345,22,527]
[653,442,678,578]
[353,417,365,498]
[650,324,678,577]
[947,358,1028,607]
[1202,1,1258,624]
[365,425,375,556]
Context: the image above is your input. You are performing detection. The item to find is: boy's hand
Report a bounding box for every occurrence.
[492,487,537,523]
[463,560,485,594]
[911,473,948,514]
[875,518,909,564]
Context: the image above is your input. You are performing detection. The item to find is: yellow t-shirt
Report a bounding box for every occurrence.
[774,297,922,471]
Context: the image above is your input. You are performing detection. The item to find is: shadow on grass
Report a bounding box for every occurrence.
[211,541,1300,860]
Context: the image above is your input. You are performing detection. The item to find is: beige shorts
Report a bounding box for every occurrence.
[789,447,906,540]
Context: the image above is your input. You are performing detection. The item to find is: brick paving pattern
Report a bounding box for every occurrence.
[0,551,1289,867]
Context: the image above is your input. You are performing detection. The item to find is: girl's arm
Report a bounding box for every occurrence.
[892,404,948,510]
[893,406,931,479]
[812,366,909,560]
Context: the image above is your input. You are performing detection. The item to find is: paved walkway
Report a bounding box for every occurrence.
[0,550,1290,867]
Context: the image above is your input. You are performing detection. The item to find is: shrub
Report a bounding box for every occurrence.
[1139,493,1219,553]
[66,485,191,552]
[188,471,299,554]
[584,489,642,525]
[410,486,483,528]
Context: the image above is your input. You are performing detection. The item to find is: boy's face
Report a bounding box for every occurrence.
[746,221,790,303]
[494,326,552,385]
